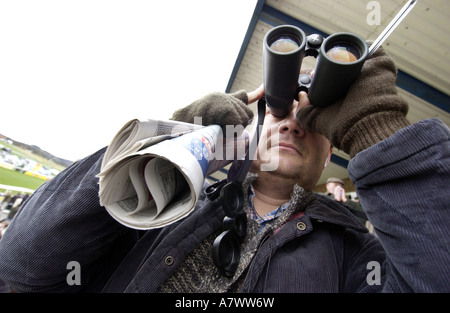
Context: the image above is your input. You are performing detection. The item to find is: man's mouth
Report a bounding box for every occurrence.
[277,142,301,155]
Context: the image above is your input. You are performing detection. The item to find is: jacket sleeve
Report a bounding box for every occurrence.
[348,118,450,292]
[0,147,138,292]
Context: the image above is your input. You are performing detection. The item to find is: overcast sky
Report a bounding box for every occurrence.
[0,0,257,161]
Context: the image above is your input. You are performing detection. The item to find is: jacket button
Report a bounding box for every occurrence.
[164,256,174,266]
[296,222,307,231]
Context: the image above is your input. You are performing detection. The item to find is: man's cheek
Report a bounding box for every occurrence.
[258,132,280,172]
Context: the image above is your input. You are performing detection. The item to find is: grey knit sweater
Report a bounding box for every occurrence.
[159,173,314,292]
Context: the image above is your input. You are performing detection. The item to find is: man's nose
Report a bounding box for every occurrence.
[278,104,306,137]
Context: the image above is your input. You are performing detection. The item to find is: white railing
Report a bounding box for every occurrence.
[0,184,35,194]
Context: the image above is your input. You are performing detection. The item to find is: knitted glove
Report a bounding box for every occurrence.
[171,90,253,130]
[296,45,410,157]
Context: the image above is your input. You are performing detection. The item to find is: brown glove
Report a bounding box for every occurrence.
[296,45,410,157]
[171,90,253,130]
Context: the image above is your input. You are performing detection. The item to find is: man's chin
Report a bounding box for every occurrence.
[252,154,302,176]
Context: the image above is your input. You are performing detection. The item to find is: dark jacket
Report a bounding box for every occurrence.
[101,184,382,293]
[0,119,448,292]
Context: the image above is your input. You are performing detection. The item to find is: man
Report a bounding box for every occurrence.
[325,177,348,203]
[0,45,448,292]
[325,177,367,223]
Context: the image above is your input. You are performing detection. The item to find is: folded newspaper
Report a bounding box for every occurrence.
[97,118,248,230]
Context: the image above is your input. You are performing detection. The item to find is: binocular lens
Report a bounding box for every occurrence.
[326,43,361,63]
[270,37,299,53]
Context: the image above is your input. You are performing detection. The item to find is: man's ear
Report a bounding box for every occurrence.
[323,147,333,169]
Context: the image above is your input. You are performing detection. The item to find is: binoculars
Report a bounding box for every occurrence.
[263,25,369,117]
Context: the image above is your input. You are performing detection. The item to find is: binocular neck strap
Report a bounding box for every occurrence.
[227,97,266,185]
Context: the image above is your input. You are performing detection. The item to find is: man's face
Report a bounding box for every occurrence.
[326,182,342,194]
[250,99,332,191]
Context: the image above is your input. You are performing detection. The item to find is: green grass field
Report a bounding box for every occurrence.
[1,140,67,172]
[0,166,48,192]
[0,139,68,194]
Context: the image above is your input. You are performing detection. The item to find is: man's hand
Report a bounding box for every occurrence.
[171,89,257,130]
[333,185,347,203]
[296,45,410,157]
[247,84,264,105]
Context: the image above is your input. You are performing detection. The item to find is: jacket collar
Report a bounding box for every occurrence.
[243,173,367,233]
[306,193,368,233]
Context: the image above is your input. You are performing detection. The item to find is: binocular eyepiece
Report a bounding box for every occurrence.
[263,25,368,117]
